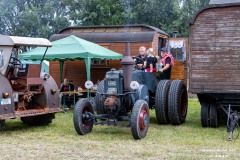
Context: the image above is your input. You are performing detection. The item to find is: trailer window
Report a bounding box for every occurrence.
[170,48,185,61]
[168,40,186,61]
[91,59,110,68]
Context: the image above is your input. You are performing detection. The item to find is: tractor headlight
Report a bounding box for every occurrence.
[85,81,93,89]
[51,89,57,94]
[43,74,50,80]
[2,92,9,98]
[107,88,117,94]
[130,81,140,90]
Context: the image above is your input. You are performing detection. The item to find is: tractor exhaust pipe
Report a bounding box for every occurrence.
[120,43,135,91]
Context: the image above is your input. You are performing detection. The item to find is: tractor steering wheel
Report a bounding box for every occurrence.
[134,57,144,70]
[9,57,23,68]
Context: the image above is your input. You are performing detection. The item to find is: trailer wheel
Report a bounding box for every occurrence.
[0,120,5,131]
[168,80,188,125]
[131,100,149,139]
[73,98,94,135]
[201,99,210,127]
[95,80,105,114]
[210,102,218,128]
[21,113,55,126]
[155,80,171,124]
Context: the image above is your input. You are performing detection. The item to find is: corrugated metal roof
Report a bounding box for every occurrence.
[0,35,52,47]
[50,32,157,43]
[210,0,240,4]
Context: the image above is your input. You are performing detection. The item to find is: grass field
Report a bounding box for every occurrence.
[0,98,240,160]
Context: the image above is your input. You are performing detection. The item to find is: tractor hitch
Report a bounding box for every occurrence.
[227,106,240,141]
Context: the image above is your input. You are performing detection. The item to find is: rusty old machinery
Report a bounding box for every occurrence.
[0,35,61,129]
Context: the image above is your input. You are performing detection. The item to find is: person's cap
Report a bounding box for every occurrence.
[161,47,167,52]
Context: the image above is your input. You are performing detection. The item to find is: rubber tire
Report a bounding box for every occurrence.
[21,113,55,126]
[168,80,188,125]
[209,102,218,128]
[73,98,94,135]
[131,99,149,139]
[201,99,210,127]
[0,120,5,131]
[95,80,105,114]
[155,80,171,124]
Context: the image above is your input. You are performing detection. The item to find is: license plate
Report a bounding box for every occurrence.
[1,98,11,105]
[108,81,116,86]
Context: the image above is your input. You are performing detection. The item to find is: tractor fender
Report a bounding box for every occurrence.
[0,73,15,118]
[133,84,149,104]
[34,72,60,110]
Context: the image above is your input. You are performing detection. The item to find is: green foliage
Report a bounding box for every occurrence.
[0,0,70,38]
[0,0,210,38]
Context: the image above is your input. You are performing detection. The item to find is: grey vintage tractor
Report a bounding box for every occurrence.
[0,35,61,130]
[73,43,188,139]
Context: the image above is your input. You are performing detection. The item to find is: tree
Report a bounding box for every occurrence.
[178,0,209,37]
[0,0,210,38]
[0,0,70,38]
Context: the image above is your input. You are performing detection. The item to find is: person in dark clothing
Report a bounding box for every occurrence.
[159,47,174,79]
[60,78,76,109]
[145,48,158,72]
[135,46,148,70]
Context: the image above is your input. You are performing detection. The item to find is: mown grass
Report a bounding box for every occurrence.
[0,98,240,160]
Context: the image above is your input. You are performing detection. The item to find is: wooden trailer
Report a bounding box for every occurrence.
[189,0,240,133]
[49,24,188,89]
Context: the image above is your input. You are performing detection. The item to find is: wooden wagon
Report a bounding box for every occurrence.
[189,0,240,139]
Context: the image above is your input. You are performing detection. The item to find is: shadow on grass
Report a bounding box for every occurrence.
[1,119,50,133]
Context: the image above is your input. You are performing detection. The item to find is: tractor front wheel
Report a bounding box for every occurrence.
[0,120,5,131]
[131,100,149,139]
[73,98,94,135]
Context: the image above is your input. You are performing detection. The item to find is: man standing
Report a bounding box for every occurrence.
[135,46,148,70]
[159,47,174,79]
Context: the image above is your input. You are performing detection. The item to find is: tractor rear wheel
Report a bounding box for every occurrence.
[95,80,105,114]
[168,80,188,125]
[201,99,210,127]
[131,100,149,139]
[21,113,55,126]
[210,102,218,128]
[155,80,171,124]
[73,98,94,135]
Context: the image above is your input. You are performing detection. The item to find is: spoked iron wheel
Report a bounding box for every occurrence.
[131,100,149,139]
[73,98,94,135]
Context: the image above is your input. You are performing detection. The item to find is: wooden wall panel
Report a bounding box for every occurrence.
[189,6,240,93]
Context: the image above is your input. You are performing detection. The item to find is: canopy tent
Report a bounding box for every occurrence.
[20,35,123,83]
